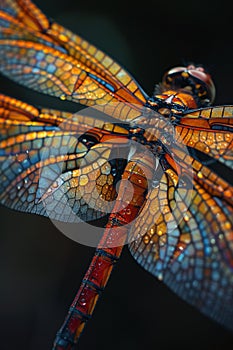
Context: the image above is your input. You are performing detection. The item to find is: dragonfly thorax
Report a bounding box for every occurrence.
[151,89,198,113]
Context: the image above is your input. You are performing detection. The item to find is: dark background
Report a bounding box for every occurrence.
[1,0,233,349]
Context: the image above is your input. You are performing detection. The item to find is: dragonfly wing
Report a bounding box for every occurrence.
[0,0,148,120]
[176,105,233,169]
[129,108,233,331]
[0,94,129,222]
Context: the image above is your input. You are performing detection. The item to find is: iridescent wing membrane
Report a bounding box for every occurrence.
[129,106,233,330]
[1,0,233,334]
[0,0,147,120]
[0,0,147,221]
[0,94,131,222]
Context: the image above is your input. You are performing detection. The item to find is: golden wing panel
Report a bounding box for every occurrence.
[129,148,233,331]
[0,0,148,120]
[183,105,233,119]
[0,94,130,222]
[176,106,233,169]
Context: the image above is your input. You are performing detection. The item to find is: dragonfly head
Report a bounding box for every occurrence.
[161,64,216,106]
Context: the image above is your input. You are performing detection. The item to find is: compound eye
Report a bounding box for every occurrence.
[162,65,216,105]
[166,66,186,76]
[162,66,187,88]
[188,67,216,104]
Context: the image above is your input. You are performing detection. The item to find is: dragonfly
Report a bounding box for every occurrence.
[0,0,233,349]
